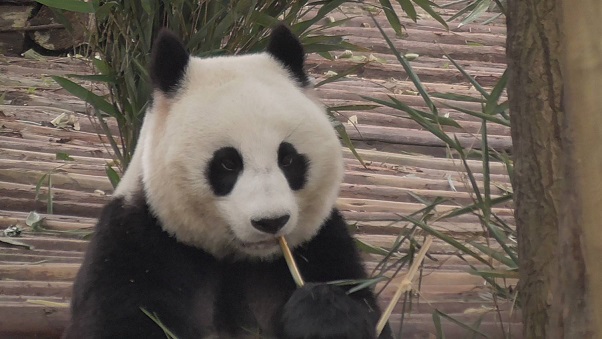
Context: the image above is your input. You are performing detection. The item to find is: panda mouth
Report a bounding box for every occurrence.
[239,238,279,250]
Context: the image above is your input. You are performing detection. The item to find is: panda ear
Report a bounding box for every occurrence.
[267,24,309,86]
[150,28,190,95]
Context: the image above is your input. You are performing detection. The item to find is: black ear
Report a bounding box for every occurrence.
[150,28,190,95]
[267,24,309,86]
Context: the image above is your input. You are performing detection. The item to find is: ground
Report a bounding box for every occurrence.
[0,2,518,338]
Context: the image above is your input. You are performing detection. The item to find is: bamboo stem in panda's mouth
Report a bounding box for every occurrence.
[278,236,305,287]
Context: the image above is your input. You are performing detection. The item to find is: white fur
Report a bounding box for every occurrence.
[116,53,343,260]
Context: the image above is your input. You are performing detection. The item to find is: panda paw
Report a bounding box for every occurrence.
[278,283,376,339]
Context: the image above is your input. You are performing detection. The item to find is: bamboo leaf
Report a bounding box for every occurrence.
[52,76,118,117]
[412,0,449,29]
[0,238,34,250]
[440,102,510,127]
[442,194,513,219]
[65,73,116,84]
[432,310,489,338]
[444,54,489,99]
[484,69,508,115]
[468,269,519,279]
[315,62,371,87]
[433,311,446,339]
[430,92,487,103]
[355,238,392,256]
[47,175,53,214]
[400,215,492,267]
[35,0,96,13]
[469,241,516,268]
[459,0,491,26]
[34,173,48,203]
[55,152,75,161]
[397,0,418,21]
[105,164,121,189]
[141,308,179,339]
[334,123,366,167]
[378,0,405,35]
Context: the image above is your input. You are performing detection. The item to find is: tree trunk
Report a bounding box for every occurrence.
[509,0,602,337]
[506,0,564,338]
[551,1,602,337]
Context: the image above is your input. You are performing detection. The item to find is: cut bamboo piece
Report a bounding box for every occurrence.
[376,236,433,337]
[278,236,304,287]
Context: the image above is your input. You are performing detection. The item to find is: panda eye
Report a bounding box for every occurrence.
[280,154,294,167]
[221,159,237,171]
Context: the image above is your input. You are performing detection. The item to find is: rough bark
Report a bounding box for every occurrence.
[506,0,564,338]
[552,1,602,337]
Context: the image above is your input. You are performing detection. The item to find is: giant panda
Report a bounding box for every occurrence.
[63,24,393,339]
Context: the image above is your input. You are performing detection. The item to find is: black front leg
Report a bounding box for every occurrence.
[281,209,393,339]
[278,283,376,339]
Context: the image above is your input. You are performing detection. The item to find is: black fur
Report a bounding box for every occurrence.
[150,29,190,95]
[278,283,375,339]
[278,142,309,191]
[267,24,310,86]
[63,196,393,338]
[206,147,244,196]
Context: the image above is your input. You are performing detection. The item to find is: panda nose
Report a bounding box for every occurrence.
[251,215,290,234]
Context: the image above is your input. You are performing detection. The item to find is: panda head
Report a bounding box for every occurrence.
[134,25,344,260]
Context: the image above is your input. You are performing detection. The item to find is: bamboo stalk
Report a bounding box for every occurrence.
[278,236,305,287]
[376,235,433,336]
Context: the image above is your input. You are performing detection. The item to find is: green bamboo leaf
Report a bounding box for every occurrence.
[444,54,489,99]
[479,217,519,265]
[484,70,508,115]
[459,0,491,26]
[52,76,118,117]
[47,175,53,214]
[65,74,116,84]
[35,0,96,13]
[92,59,111,76]
[442,194,513,219]
[55,152,75,161]
[334,123,366,167]
[293,0,348,33]
[412,0,449,29]
[34,173,48,203]
[388,96,462,128]
[439,102,510,127]
[469,241,516,268]
[397,0,418,21]
[433,311,446,339]
[482,12,503,25]
[373,18,438,115]
[140,0,153,14]
[328,104,379,112]
[400,215,491,267]
[456,140,484,203]
[468,269,519,279]
[447,0,478,22]
[315,62,371,87]
[378,0,404,36]
[430,92,487,103]
[433,310,489,338]
[0,238,34,250]
[141,308,179,339]
[354,238,391,256]
[93,108,125,165]
[347,276,387,294]
[105,164,121,189]
[481,120,491,214]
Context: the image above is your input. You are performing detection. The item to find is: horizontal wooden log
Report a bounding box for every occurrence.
[346,124,512,151]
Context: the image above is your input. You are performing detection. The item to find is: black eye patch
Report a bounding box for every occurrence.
[278,142,309,191]
[206,147,243,196]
